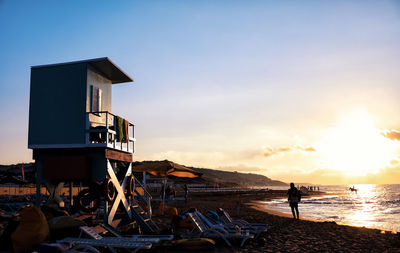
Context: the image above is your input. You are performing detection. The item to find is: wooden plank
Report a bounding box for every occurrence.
[105,149,133,162]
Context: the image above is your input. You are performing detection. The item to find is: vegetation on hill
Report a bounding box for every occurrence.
[190,167,287,187]
[164,163,287,187]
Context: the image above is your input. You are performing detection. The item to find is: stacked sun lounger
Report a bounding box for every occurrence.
[219,208,269,229]
[57,226,173,253]
[209,208,269,238]
[185,212,255,247]
[59,237,152,253]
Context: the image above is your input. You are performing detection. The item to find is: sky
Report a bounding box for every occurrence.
[1,1,400,184]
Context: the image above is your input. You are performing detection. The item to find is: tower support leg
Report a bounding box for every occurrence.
[105,160,133,225]
[45,182,65,207]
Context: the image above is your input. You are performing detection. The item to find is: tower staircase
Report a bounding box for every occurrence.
[131,177,159,234]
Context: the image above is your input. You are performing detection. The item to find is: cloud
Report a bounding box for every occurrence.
[263,147,291,157]
[262,145,316,158]
[382,129,400,141]
[275,168,348,185]
[358,164,400,184]
[297,146,316,152]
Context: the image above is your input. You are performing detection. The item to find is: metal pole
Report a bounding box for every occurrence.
[69,181,73,207]
[36,182,41,207]
[162,177,166,215]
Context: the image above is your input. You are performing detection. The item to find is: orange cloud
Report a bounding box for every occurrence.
[361,165,400,184]
[262,145,316,158]
[382,129,400,141]
[295,145,316,152]
[262,147,291,157]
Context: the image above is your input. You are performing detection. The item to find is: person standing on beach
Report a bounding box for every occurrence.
[287,182,301,219]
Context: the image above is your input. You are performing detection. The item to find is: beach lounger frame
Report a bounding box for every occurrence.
[196,211,264,238]
[100,224,174,242]
[58,226,161,253]
[57,237,152,253]
[205,209,269,237]
[184,212,232,246]
[186,212,254,247]
[219,208,269,231]
[81,225,173,243]
[194,211,264,241]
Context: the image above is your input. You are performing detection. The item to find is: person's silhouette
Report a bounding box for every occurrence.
[287,182,301,219]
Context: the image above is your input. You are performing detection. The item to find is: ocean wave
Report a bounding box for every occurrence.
[381,199,400,205]
[264,184,400,232]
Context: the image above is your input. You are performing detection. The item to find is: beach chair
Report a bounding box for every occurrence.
[218,208,269,232]
[185,212,232,246]
[58,226,156,253]
[57,237,152,253]
[100,224,174,242]
[186,212,254,247]
[205,210,269,238]
[196,211,265,239]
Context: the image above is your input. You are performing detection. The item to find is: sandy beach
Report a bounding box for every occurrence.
[1,190,399,253]
[184,191,400,253]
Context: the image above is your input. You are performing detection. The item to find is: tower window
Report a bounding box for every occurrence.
[91,85,102,113]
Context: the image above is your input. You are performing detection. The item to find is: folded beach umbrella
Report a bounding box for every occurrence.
[131,160,202,178]
[131,160,202,215]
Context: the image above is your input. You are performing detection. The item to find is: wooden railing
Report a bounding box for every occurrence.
[85,111,135,153]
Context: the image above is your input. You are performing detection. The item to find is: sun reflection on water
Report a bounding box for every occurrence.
[264,184,400,232]
[345,184,380,228]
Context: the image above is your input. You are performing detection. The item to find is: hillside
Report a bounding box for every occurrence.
[190,167,287,187]
[160,162,287,187]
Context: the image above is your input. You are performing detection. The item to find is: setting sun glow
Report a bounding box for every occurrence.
[318,110,397,177]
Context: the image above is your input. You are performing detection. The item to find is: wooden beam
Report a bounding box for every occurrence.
[105,149,133,162]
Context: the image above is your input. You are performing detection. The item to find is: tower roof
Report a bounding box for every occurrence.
[31,57,133,84]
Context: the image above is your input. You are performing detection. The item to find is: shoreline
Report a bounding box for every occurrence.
[251,190,399,234]
[0,190,398,252]
[247,191,349,223]
[249,200,396,233]
[186,191,400,252]
[249,190,399,233]
[247,200,320,222]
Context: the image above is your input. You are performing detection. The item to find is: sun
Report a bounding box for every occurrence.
[317,109,397,177]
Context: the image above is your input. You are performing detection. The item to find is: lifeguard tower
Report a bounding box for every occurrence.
[28,58,157,232]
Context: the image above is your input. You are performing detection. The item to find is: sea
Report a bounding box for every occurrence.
[262,184,400,232]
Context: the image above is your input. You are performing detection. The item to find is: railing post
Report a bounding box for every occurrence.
[105,112,109,146]
[132,124,135,153]
[85,113,90,144]
[113,115,116,149]
[85,111,135,152]
[105,111,108,129]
